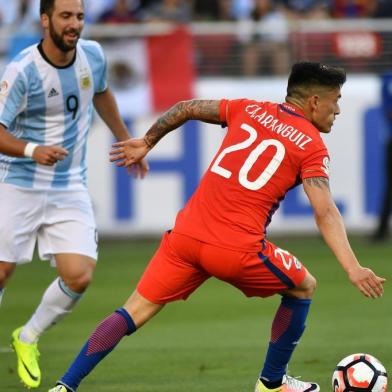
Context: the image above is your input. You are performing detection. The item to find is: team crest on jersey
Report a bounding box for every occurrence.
[80,70,91,89]
[321,157,330,175]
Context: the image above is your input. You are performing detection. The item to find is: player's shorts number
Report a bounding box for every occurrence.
[211,123,285,191]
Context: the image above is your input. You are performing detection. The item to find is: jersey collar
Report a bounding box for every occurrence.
[279,102,307,119]
[37,40,77,69]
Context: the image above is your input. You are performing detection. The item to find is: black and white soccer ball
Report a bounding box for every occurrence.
[332,353,388,392]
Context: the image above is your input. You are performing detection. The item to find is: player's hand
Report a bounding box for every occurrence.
[110,138,150,178]
[126,158,149,179]
[33,145,68,166]
[347,266,386,298]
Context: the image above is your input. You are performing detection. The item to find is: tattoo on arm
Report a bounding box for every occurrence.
[304,176,330,190]
[144,100,221,148]
[184,99,221,123]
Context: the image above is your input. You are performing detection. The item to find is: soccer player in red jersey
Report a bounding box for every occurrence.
[49,62,386,392]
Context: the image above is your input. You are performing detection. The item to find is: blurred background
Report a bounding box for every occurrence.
[1,0,392,238]
[1,3,392,391]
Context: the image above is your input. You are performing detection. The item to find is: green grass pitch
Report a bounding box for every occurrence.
[0,235,391,391]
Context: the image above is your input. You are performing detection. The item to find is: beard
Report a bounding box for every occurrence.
[48,18,80,52]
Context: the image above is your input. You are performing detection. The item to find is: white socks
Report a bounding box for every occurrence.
[19,278,83,344]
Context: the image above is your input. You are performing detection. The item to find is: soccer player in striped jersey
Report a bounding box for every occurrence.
[0,0,148,388]
[49,63,385,392]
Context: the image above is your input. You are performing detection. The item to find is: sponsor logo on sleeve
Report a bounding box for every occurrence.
[0,80,9,104]
[321,157,330,176]
[0,80,9,95]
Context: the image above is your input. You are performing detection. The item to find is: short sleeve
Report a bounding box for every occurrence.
[0,63,27,128]
[96,51,107,93]
[301,149,330,180]
[219,99,228,123]
[81,40,108,94]
[94,44,107,93]
[219,98,253,126]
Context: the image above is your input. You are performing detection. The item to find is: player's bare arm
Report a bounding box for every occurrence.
[0,124,32,157]
[144,99,221,148]
[110,100,221,168]
[93,88,149,178]
[303,176,330,189]
[303,177,385,298]
[0,123,68,166]
[93,89,130,141]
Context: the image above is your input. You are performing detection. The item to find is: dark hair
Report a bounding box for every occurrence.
[40,0,56,15]
[287,62,346,98]
[40,0,84,15]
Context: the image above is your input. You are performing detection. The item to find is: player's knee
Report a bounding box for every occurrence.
[296,273,317,298]
[302,274,317,297]
[0,262,16,287]
[62,266,95,293]
[63,274,92,293]
[284,273,317,299]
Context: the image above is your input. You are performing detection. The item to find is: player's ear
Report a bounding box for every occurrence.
[41,13,49,29]
[309,95,319,112]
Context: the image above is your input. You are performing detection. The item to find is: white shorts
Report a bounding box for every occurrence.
[0,183,98,264]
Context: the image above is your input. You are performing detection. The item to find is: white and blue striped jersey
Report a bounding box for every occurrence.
[0,39,107,190]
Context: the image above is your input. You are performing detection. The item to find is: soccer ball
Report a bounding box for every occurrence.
[332,353,388,392]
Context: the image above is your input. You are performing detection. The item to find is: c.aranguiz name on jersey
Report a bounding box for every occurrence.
[245,104,312,150]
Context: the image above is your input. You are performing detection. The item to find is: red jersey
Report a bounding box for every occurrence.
[172,99,330,252]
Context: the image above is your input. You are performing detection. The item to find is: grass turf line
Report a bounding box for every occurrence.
[0,236,391,391]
